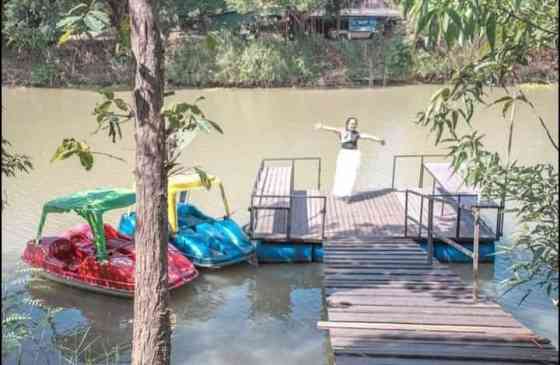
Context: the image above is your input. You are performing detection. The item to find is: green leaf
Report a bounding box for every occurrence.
[113,98,129,112]
[89,10,110,24]
[502,100,514,118]
[78,152,94,170]
[56,16,81,29]
[84,15,106,33]
[206,33,219,51]
[193,167,212,190]
[203,118,223,134]
[99,89,114,100]
[416,10,434,34]
[446,9,463,32]
[57,28,75,46]
[486,14,496,50]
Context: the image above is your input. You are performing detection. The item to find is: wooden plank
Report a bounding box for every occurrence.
[318,321,535,336]
[325,296,501,308]
[330,343,559,363]
[331,337,552,350]
[326,312,522,328]
[324,282,473,290]
[324,274,468,283]
[328,328,551,344]
[334,355,542,365]
[325,288,487,298]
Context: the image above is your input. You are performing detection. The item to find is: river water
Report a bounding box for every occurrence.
[2,85,558,364]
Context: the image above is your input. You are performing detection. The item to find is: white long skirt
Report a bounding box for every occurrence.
[332,149,361,198]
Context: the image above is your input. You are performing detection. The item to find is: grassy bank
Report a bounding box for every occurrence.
[2,32,556,89]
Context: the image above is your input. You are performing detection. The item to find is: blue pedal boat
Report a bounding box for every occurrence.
[118,174,256,268]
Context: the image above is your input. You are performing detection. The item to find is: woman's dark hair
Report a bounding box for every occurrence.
[345,117,358,128]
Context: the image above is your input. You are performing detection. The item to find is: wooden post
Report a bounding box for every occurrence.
[418,195,424,238]
[391,155,397,189]
[286,160,295,240]
[404,190,409,237]
[427,198,434,265]
[473,206,480,302]
[455,195,462,239]
[419,156,425,188]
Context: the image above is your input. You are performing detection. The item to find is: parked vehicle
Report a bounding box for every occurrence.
[329,16,380,40]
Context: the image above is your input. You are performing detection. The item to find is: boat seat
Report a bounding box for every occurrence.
[49,238,77,263]
[107,238,133,255]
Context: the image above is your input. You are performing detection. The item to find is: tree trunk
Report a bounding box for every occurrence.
[128,1,170,365]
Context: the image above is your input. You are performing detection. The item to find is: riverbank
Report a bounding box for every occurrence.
[4,34,557,89]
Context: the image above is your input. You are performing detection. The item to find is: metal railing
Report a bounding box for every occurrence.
[248,157,327,242]
[391,153,447,190]
[403,189,504,301]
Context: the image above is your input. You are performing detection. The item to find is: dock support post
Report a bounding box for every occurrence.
[391,156,397,189]
[321,197,327,241]
[318,159,322,190]
[427,198,434,265]
[286,160,295,240]
[404,190,408,237]
[456,195,462,239]
[473,207,480,302]
[418,195,424,238]
[419,156,425,188]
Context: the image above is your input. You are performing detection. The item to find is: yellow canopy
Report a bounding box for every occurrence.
[167,173,231,233]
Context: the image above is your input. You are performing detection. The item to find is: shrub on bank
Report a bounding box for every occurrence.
[167,32,394,87]
[384,38,413,81]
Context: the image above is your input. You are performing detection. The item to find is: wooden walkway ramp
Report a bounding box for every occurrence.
[319,238,559,365]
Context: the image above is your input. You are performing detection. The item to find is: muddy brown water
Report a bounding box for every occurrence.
[2,85,558,363]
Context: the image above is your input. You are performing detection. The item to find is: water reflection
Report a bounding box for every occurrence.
[20,264,328,365]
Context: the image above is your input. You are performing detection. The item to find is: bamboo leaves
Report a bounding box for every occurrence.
[1,139,33,178]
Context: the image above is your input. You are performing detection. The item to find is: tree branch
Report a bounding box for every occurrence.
[91,151,127,163]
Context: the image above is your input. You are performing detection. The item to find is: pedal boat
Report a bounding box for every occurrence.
[119,174,256,268]
[22,188,198,298]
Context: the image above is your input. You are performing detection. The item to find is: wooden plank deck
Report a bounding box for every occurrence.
[252,188,496,242]
[319,238,559,365]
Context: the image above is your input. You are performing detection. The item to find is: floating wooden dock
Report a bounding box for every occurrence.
[250,188,496,243]
[248,157,558,364]
[319,238,558,364]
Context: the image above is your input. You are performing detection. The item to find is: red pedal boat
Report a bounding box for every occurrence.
[22,188,198,298]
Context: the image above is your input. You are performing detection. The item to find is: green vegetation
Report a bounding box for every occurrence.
[2,0,556,87]
[168,32,411,87]
[404,0,558,304]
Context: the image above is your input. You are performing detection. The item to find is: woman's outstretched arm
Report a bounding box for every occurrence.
[314,123,342,135]
[360,133,386,145]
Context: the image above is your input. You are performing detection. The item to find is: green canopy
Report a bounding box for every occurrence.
[36,188,136,261]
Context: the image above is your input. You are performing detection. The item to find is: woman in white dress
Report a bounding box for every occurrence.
[314,117,385,201]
